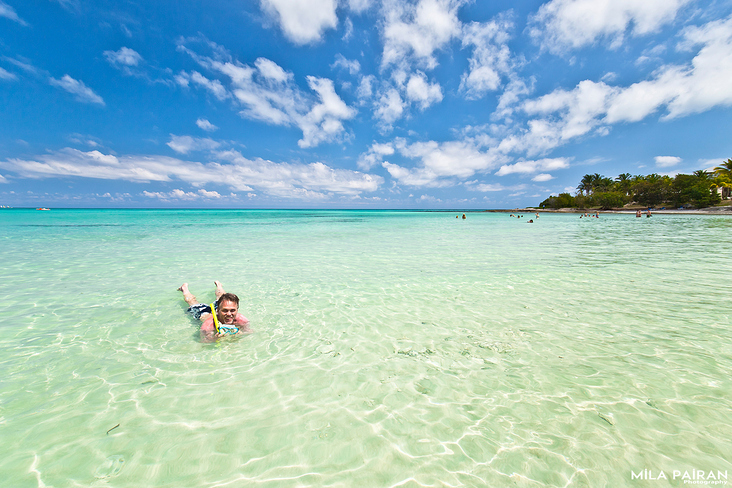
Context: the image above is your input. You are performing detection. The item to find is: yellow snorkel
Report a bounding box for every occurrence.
[210,302,220,335]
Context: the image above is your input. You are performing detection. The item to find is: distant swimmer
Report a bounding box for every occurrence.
[462,213,467,220]
[636,210,642,218]
[527,219,534,223]
[178,281,250,342]
[647,209,652,217]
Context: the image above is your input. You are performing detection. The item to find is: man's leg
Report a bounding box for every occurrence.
[178,283,198,306]
[214,281,225,301]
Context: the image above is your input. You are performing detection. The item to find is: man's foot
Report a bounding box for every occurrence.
[214,281,225,300]
[178,283,197,305]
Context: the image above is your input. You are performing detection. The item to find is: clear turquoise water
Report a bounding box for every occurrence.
[0,209,730,487]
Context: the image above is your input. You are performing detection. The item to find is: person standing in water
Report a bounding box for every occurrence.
[178,281,250,342]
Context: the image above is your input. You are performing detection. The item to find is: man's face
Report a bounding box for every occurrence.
[217,299,238,324]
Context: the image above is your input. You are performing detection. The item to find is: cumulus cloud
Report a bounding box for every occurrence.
[460,17,514,99]
[522,80,616,142]
[103,47,142,67]
[495,158,570,176]
[298,76,357,147]
[260,0,338,45]
[347,0,373,13]
[405,71,442,109]
[381,0,463,70]
[143,189,222,200]
[655,155,681,167]
[49,75,105,105]
[214,149,382,197]
[178,71,230,101]
[178,39,356,147]
[465,181,526,193]
[167,135,221,154]
[357,142,395,170]
[504,15,732,158]
[255,57,290,82]
[0,148,382,200]
[357,75,375,101]
[196,118,218,132]
[381,137,507,187]
[374,88,405,128]
[494,76,533,119]
[0,1,27,25]
[529,0,691,53]
[331,54,361,75]
[532,173,554,181]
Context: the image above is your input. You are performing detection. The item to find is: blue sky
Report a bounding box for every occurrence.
[1,0,731,208]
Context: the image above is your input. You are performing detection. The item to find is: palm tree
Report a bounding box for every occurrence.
[615,173,632,196]
[577,174,594,196]
[713,159,732,200]
[713,158,732,176]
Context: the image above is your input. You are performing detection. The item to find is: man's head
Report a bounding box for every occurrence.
[216,293,239,324]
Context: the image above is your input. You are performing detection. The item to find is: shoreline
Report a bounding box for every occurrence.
[487,206,732,216]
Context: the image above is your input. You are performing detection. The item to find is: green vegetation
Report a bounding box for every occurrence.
[539,161,731,209]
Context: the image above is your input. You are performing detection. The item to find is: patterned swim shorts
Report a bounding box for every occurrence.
[186,303,215,320]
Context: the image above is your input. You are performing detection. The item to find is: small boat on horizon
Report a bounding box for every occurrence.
[36,207,51,211]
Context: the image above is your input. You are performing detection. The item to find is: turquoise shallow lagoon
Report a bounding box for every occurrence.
[1,209,730,487]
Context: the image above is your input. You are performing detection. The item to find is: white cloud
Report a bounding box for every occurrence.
[3,57,39,76]
[655,155,681,167]
[167,135,221,154]
[527,80,616,140]
[464,181,509,192]
[374,88,405,127]
[179,41,356,148]
[0,148,382,199]
[494,76,532,119]
[382,137,507,187]
[260,0,338,45]
[529,0,691,53]
[0,67,17,81]
[357,75,375,100]
[405,71,443,109]
[331,54,361,75]
[0,173,7,183]
[103,47,142,67]
[460,17,514,99]
[532,173,554,182]
[215,149,382,197]
[143,189,222,201]
[196,118,218,132]
[381,0,463,70]
[509,14,732,158]
[186,71,230,101]
[357,142,395,170]
[297,76,357,148]
[255,57,290,82]
[496,158,570,176]
[49,75,105,105]
[174,73,189,87]
[0,1,27,25]
[347,0,373,14]
[197,189,222,198]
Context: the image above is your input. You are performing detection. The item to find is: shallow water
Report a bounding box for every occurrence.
[1,209,730,487]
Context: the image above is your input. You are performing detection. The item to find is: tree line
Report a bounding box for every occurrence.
[539,159,732,210]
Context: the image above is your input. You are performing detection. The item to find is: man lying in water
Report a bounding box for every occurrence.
[178,281,250,342]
